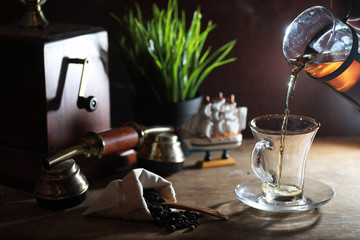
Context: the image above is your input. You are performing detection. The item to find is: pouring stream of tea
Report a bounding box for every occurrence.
[277,55,313,183]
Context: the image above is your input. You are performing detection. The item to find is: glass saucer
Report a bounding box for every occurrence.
[234,178,335,212]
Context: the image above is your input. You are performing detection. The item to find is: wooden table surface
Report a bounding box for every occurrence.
[1,137,360,240]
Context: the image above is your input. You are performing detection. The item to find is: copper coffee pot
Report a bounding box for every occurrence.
[33,122,174,209]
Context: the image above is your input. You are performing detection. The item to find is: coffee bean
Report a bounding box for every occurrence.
[167,224,176,232]
[143,188,202,232]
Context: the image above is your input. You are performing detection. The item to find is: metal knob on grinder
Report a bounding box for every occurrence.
[34,122,174,209]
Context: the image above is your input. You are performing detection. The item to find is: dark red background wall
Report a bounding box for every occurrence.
[2,0,359,138]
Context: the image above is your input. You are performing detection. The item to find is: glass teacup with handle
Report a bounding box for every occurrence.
[249,114,320,205]
[234,114,334,212]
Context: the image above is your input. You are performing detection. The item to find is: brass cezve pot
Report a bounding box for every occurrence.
[137,132,185,177]
[33,123,175,209]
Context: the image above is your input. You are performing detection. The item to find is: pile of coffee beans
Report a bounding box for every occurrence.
[143,188,202,232]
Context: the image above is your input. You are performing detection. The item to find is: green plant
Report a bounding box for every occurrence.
[111,0,236,103]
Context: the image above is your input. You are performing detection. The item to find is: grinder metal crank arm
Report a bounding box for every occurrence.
[44,122,175,169]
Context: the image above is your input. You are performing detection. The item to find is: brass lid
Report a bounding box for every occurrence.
[34,159,89,200]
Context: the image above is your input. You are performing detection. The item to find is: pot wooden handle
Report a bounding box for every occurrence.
[98,126,140,155]
[97,123,176,156]
[46,123,174,168]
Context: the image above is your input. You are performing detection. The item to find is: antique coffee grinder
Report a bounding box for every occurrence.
[0,0,111,190]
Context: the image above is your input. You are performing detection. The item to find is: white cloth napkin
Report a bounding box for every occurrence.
[83,168,176,221]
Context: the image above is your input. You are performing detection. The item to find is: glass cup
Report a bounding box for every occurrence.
[249,114,320,205]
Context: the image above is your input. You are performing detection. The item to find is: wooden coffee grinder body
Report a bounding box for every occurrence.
[0,24,111,190]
